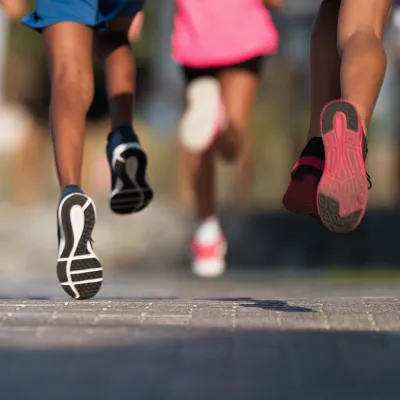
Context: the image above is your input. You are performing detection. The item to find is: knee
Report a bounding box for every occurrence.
[227,116,248,137]
[51,61,94,110]
[337,28,383,56]
[221,117,248,162]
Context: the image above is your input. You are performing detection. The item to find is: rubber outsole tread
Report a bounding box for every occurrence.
[317,101,368,233]
[110,148,154,214]
[57,194,102,300]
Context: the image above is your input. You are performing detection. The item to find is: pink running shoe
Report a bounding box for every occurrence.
[317,100,370,233]
[191,233,227,278]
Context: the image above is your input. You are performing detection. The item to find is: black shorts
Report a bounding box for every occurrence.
[181,56,265,85]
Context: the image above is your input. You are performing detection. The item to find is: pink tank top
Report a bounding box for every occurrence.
[171,0,279,68]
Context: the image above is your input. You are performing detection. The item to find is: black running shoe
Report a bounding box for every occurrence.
[107,127,154,214]
[57,191,102,299]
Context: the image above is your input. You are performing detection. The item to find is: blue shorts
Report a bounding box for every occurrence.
[22,0,144,31]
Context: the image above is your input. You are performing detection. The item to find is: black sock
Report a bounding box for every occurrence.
[300,137,325,161]
[60,185,83,200]
[108,126,138,143]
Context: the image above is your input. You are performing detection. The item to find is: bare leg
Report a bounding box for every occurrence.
[94,18,135,129]
[218,69,259,202]
[186,148,216,220]
[307,0,391,141]
[217,70,259,161]
[44,22,94,189]
[95,16,153,215]
[306,0,342,142]
[185,68,259,217]
[338,0,392,131]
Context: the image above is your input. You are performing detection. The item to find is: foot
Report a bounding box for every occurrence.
[191,218,227,278]
[282,137,325,219]
[179,77,226,152]
[317,100,370,233]
[57,185,102,300]
[107,126,154,214]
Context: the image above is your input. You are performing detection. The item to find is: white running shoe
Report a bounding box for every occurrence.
[179,77,226,152]
[190,218,227,278]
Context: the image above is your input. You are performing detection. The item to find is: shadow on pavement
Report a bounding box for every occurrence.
[195,297,314,312]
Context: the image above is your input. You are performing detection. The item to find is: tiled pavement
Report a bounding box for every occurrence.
[0,273,400,400]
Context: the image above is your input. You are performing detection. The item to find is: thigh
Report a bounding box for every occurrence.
[22,0,100,30]
[43,22,93,79]
[217,62,261,128]
[338,0,392,44]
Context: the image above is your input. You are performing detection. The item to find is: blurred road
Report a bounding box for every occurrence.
[1,271,400,400]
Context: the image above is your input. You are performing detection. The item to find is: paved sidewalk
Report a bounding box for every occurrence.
[1,273,400,400]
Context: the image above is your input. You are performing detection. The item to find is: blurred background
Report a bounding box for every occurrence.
[1,0,400,278]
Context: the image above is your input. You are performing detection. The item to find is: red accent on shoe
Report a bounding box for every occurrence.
[293,156,325,172]
[283,173,320,218]
[191,235,226,261]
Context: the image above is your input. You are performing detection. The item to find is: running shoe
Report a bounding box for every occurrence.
[317,100,370,233]
[57,187,102,299]
[179,77,226,152]
[191,233,227,278]
[283,137,325,219]
[107,126,154,214]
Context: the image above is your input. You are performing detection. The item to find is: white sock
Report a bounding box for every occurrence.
[194,217,221,244]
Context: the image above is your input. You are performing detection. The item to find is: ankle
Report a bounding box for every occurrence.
[361,121,368,136]
[300,137,325,160]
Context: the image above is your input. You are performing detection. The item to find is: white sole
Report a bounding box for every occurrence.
[192,258,226,278]
[57,193,102,300]
[110,143,154,215]
[179,77,224,152]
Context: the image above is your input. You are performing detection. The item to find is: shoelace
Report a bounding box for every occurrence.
[366,172,372,190]
[363,136,372,190]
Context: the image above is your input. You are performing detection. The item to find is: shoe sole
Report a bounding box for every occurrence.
[179,77,223,152]
[192,258,226,278]
[318,100,368,233]
[282,174,320,219]
[110,143,154,215]
[57,193,102,300]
